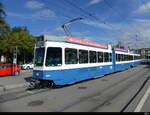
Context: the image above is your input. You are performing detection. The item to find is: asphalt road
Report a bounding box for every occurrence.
[0,65,150,112]
[0,69,32,88]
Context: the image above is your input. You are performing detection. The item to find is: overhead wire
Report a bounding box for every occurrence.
[37,0,142,48]
[140,0,150,10]
[138,0,150,48]
[37,0,75,36]
[62,0,120,40]
[54,0,87,19]
[63,0,115,29]
[38,0,72,19]
[103,0,143,40]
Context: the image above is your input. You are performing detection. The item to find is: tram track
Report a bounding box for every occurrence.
[0,65,149,112]
[0,66,140,104]
[56,65,150,112]
[0,66,146,104]
[120,75,150,112]
[0,86,52,103]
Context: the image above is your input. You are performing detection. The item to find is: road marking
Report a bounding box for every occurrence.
[26,91,34,94]
[134,85,150,112]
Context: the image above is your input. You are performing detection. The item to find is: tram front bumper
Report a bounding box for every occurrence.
[32,70,45,79]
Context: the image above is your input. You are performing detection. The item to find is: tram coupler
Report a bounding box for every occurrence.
[27,78,41,90]
[27,79,54,90]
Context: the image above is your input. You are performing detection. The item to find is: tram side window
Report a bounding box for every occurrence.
[129,55,133,61]
[65,48,78,64]
[134,56,136,60]
[124,55,128,61]
[128,55,130,61]
[79,50,88,64]
[120,54,122,61]
[45,47,62,66]
[97,52,103,63]
[118,54,121,61]
[109,53,112,62]
[104,52,109,62]
[123,54,125,61]
[134,56,139,60]
[89,51,97,63]
[116,54,119,61]
[132,55,134,60]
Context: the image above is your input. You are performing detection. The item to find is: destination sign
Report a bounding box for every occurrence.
[114,48,128,52]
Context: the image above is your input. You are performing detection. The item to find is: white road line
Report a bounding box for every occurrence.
[134,85,150,112]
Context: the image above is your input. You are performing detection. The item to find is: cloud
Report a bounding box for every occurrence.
[82,20,122,31]
[7,9,56,20]
[88,0,103,6]
[90,0,102,5]
[82,20,113,30]
[31,9,56,19]
[40,26,64,35]
[85,0,103,7]
[118,19,150,49]
[25,0,44,9]
[134,2,150,14]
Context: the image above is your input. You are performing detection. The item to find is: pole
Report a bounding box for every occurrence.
[12,46,17,76]
[16,46,17,64]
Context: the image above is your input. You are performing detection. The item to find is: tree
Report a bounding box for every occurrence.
[0,2,35,64]
[0,2,10,36]
[3,27,35,64]
[0,2,6,17]
[0,2,10,63]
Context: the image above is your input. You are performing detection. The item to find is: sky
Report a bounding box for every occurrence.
[1,0,150,49]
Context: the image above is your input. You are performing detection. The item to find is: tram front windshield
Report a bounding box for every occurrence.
[34,47,62,67]
[45,47,62,66]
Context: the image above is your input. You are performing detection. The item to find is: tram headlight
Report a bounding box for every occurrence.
[36,73,39,76]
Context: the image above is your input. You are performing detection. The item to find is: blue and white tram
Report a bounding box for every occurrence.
[32,35,142,86]
[114,48,141,72]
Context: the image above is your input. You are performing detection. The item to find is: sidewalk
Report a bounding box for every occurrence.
[0,70,32,91]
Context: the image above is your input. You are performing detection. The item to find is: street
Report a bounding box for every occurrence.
[0,64,150,112]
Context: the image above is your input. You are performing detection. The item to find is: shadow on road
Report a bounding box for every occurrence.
[141,62,150,68]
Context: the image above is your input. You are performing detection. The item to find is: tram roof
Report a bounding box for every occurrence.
[36,35,108,49]
[114,48,128,52]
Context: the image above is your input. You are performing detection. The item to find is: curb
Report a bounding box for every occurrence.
[0,82,30,92]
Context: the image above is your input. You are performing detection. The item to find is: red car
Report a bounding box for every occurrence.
[0,64,20,76]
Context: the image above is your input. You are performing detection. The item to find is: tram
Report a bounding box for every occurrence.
[32,35,142,86]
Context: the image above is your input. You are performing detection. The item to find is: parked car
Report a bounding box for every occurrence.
[21,63,34,70]
[0,64,20,76]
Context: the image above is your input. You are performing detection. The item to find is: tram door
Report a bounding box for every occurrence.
[112,49,116,72]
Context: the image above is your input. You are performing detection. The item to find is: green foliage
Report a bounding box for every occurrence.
[0,2,35,64]
[0,27,35,63]
[0,2,6,18]
[0,2,10,36]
